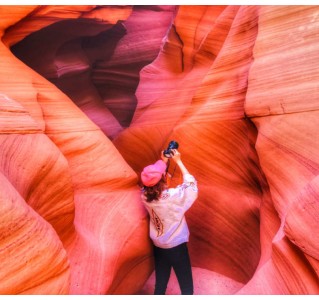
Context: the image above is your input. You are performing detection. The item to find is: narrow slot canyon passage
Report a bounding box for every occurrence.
[0,5,319,295]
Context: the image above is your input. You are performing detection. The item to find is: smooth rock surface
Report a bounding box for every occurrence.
[0,4,318,295]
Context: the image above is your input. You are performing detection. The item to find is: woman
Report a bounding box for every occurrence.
[140,149,198,295]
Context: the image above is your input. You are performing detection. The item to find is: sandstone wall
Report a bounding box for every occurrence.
[0,5,318,295]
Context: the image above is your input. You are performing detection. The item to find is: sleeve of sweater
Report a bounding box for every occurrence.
[177,173,198,212]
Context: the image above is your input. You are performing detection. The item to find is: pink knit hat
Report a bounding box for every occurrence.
[141,160,167,187]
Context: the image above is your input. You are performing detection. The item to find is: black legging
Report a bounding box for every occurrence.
[153,242,193,295]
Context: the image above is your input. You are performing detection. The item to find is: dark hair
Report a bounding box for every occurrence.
[143,176,167,202]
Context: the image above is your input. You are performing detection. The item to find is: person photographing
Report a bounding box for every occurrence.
[140,142,198,295]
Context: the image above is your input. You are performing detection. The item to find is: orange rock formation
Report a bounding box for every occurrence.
[0,5,318,295]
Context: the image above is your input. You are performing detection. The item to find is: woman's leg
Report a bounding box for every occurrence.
[153,245,172,295]
[170,243,194,295]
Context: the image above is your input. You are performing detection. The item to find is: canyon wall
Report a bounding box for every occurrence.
[0,5,318,294]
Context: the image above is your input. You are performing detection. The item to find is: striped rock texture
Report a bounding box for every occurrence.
[0,5,318,295]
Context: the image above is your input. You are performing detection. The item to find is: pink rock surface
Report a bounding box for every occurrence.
[0,4,318,295]
[0,5,152,295]
[114,5,263,285]
[239,6,319,294]
[0,172,70,294]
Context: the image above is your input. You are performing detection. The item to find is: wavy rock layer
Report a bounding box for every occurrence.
[240,6,319,294]
[114,5,264,285]
[1,5,153,295]
[0,4,318,295]
[0,172,70,294]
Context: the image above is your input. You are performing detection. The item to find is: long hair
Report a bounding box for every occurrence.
[143,176,167,202]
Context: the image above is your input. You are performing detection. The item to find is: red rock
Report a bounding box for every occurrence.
[115,5,263,285]
[0,5,152,295]
[0,133,75,243]
[0,173,70,294]
[285,175,319,275]
[0,4,318,295]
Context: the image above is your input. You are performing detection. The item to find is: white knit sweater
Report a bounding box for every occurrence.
[141,174,198,249]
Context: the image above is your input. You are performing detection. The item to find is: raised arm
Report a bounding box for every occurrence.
[170,149,190,176]
[170,149,198,211]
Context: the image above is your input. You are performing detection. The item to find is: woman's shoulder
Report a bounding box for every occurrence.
[159,189,171,200]
[161,187,182,199]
